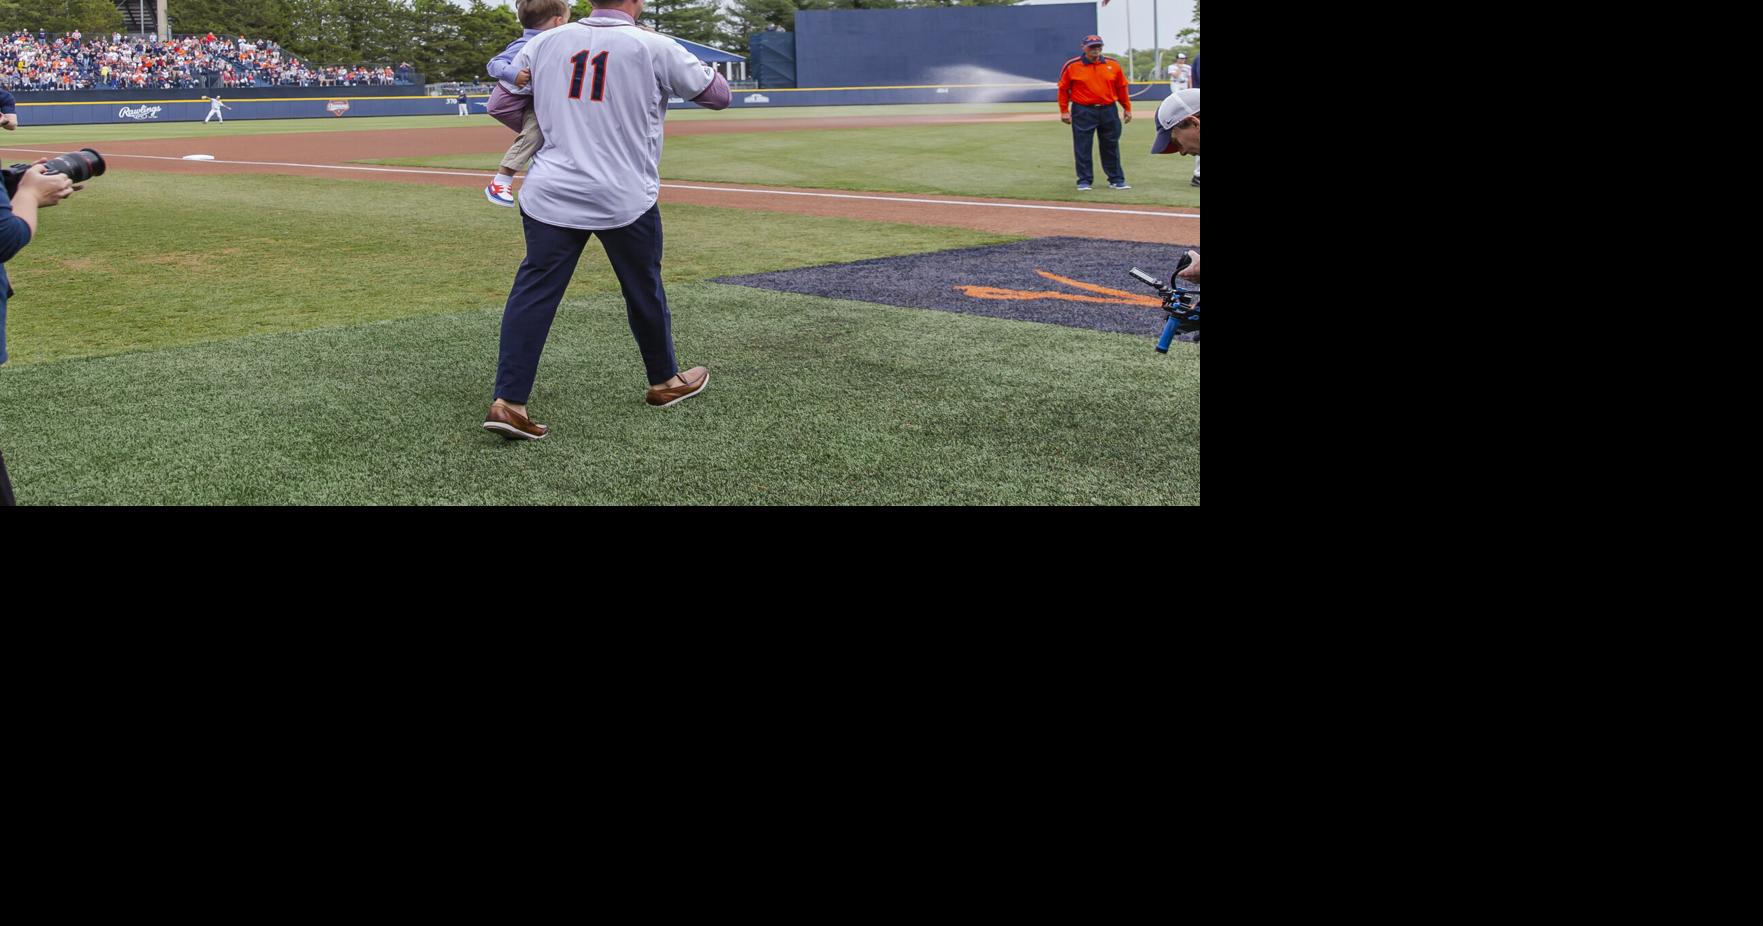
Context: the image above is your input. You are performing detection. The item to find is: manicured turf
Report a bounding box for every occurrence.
[659,120,1197,206]
[11,103,1198,205]
[665,102,1054,121]
[0,284,1198,505]
[370,121,1199,206]
[1,106,1199,505]
[3,103,1052,146]
[2,113,503,146]
[5,171,1015,366]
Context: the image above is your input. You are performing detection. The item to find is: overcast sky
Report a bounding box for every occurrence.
[459,0,1198,54]
[1016,0,1196,52]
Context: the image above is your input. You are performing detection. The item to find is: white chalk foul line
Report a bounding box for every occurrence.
[0,148,494,179]
[1,148,1201,219]
[658,184,1199,219]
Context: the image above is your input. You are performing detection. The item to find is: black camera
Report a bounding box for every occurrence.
[1129,251,1201,352]
[3,148,105,197]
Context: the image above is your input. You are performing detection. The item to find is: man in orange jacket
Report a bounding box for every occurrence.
[1057,34,1132,192]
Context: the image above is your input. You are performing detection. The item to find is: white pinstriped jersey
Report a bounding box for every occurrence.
[514,15,715,230]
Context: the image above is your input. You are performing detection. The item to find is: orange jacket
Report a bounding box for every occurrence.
[1058,55,1130,113]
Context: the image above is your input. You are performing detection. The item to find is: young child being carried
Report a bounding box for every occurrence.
[483,0,571,207]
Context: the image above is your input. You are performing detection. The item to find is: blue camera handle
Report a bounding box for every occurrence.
[1156,315,1180,353]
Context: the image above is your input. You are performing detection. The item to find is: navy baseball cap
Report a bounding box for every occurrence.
[1151,88,1200,154]
[1082,34,1104,47]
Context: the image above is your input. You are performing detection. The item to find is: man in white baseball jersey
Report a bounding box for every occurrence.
[1167,52,1190,90]
[204,95,232,123]
[483,0,731,440]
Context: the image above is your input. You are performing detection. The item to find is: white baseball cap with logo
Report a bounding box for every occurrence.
[1151,88,1200,155]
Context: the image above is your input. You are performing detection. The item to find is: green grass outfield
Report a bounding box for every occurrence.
[11,103,1198,206]
[369,113,1198,207]
[0,170,1199,505]
[7,113,499,145]
[1,287,1198,505]
[7,104,1052,146]
[8,171,1011,365]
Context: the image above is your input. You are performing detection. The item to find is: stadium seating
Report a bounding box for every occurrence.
[0,30,413,91]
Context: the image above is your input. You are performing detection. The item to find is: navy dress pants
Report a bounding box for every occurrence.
[494,204,679,404]
[1071,104,1125,187]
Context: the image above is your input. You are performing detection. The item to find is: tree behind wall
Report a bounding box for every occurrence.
[446,0,517,80]
[0,0,126,33]
[337,0,417,65]
[173,0,516,82]
[168,0,292,38]
[573,0,730,52]
[722,0,798,37]
[405,0,472,82]
[641,0,724,47]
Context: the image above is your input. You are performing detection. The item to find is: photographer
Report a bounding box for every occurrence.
[1,86,16,131]
[1150,88,1201,284]
[2,161,80,506]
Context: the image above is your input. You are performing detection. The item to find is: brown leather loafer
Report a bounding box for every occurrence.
[482,403,549,440]
[646,366,709,408]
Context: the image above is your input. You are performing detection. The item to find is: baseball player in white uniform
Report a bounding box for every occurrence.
[482,0,731,441]
[1167,53,1191,90]
[204,95,232,123]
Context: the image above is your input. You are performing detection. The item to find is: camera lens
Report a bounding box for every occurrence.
[43,149,105,183]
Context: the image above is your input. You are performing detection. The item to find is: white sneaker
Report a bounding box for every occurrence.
[484,180,515,207]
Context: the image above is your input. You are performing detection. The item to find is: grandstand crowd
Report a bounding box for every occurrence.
[0,30,415,91]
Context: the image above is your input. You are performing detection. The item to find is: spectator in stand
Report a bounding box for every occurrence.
[0,32,410,93]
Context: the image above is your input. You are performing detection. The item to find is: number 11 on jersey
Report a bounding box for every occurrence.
[569,50,610,102]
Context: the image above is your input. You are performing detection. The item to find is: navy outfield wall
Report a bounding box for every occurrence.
[793,4,1099,89]
[10,85,414,104]
[664,82,1173,109]
[16,91,487,125]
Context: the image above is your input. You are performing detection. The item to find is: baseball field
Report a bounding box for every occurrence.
[0,104,1199,505]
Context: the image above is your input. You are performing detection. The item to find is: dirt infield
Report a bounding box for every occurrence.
[6,114,1198,243]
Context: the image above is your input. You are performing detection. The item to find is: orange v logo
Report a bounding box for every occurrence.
[954,270,1163,308]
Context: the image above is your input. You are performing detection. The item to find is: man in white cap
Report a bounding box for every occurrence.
[1151,88,1201,283]
[1166,52,1191,90]
[1188,54,1200,187]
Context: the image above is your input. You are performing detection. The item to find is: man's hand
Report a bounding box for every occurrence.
[1,114,16,131]
[1122,111,1132,124]
[1177,250,1200,283]
[18,163,75,208]
[515,67,531,88]
[1061,112,1072,124]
